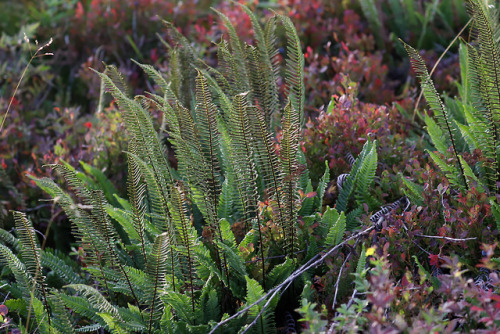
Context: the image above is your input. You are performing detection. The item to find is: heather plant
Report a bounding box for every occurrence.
[328,245,500,333]
[303,77,421,202]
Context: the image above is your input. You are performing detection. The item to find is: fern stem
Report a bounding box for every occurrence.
[256,215,266,290]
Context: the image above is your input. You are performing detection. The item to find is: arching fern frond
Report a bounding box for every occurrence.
[278,14,305,127]
[401,41,468,191]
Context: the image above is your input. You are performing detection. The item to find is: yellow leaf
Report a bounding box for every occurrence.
[366,247,376,257]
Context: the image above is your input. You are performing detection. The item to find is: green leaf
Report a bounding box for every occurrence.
[325,208,346,246]
[316,161,330,211]
[424,112,448,155]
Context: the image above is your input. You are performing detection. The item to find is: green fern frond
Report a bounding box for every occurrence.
[125,148,172,236]
[12,211,51,327]
[462,0,500,188]
[246,104,283,205]
[427,150,466,191]
[236,2,280,128]
[94,67,174,191]
[424,112,448,155]
[402,41,468,190]
[278,14,305,127]
[355,244,367,279]
[0,243,34,297]
[126,146,149,265]
[280,101,301,256]
[354,140,378,208]
[213,8,250,94]
[161,290,197,325]
[400,175,424,206]
[323,207,346,246]
[464,46,498,190]
[192,72,223,229]
[0,228,20,252]
[265,258,294,289]
[336,140,375,213]
[146,232,171,332]
[41,249,84,285]
[33,171,141,307]
[47,292,76,334]
[227,92,260,227]
[168,184,199,313]
[316,161,330,212]
[242,276,277,334]
[31,293,53,334]
[458,155,486,192]
[132,59,169,96]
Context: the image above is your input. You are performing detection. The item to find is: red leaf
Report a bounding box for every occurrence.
[429,254,439,267]
[470,306,483,312]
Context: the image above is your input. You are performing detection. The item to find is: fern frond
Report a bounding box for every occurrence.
[316,161,330,212]
[193,71,223,229]
[0,243,34,297]
[355,244,367,279]
[216,39,249,95]
[246,105,283,204]
[0,226,20,249]
[94,67,174,194]
[33,176,113,295]
[463,21,499,189]
[280,101,301,256]
[213,8,250,94]
[13,211,51,327]
[427,150,466,191]
[161,290,197,324]
[146,232,171,332]
[132,60,169,96]
[227,92,260,227]
[323,207,346,246]
[47,292,76,334]
[236,3,280,128]
[41,249,84,285]
[336,140,375,213]
[126,144,149,265]
[65,284,122,327]
[278,14,305,127]
[168,184,199,314]
[424,112,448,155]
[402,41,468,190]
[265,258,294,289]
[34,170,141,307]
[242,276,277,334]
[245,44,275,128]
[354,140,378,208]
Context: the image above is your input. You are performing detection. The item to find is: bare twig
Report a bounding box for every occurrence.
[344,288,358,311]
[415,234,476,242]
[208,226,375,334]
[332,239,359,310]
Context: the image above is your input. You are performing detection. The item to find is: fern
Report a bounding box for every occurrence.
[323,207,346,246]
[0,4,329,333]
[402,41,469,191]
[242,276,277,334]
[146,232,171,332]
[336,140,378,213]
